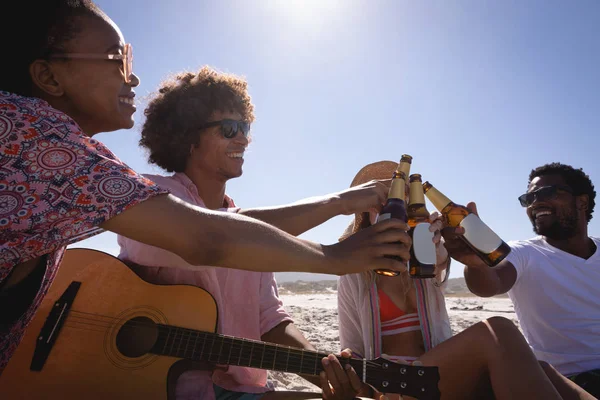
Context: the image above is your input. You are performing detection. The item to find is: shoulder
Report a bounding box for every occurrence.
[338,273,367,297]
[508,236,546,251]
[1,91,83,140]
[142,173,180,188]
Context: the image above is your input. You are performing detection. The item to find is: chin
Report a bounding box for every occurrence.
[535,224,577,240]
[110,118,135,132]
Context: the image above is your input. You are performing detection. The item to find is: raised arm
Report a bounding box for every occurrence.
[238,180,389,236]
[101,193,412,275]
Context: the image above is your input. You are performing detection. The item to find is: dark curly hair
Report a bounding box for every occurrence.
[529,162,596,222]
[3,0,107,96]
[140,66,255,172]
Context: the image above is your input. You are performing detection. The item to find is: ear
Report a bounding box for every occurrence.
[576,194,589,214]
[29,60,65,97]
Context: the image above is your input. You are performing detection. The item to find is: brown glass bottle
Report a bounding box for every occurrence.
[407,174,436,278]
[374,171,408,277]
[398,154,412,179]
[423,181,511,267]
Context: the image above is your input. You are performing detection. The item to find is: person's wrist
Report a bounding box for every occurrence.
[321,243,344,275]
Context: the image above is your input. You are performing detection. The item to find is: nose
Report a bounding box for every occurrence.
[233,131,250,146]
[128,72,141,87]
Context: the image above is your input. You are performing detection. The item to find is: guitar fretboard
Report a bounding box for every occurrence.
[150,324,360,376]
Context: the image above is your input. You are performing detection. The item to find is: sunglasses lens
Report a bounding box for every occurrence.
[519,186,559,207]
[240,122,250,137]
[518,193,531,207]
[221,122,237,138]
[537,186,558,202]
[124,44,133,83]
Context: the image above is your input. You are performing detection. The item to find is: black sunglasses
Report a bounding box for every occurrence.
[518,185,573,207]
[198,119,251,139]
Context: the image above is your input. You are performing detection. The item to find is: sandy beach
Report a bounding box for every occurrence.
[268,290,519,393]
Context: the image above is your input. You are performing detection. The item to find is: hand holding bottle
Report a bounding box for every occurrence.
[327,217,412,275]
[424,182,511,267]
[333,179,390,216]
[441,202,492,269]
[429,212,449,265]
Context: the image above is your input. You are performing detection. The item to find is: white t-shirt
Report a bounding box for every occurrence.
[505,236,600,376]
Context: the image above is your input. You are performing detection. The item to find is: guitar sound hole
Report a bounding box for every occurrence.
[115,316,158,358]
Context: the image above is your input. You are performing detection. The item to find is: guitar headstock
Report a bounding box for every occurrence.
[364,357,440,400]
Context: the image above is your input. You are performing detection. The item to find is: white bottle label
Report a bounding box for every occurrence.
[377,213,391,222]
[412,222,436,264]
[460,214,503,254]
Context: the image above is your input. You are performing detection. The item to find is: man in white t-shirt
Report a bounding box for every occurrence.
[444,162,600,397]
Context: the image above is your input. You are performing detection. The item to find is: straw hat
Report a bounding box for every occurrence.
[339,160,399,241]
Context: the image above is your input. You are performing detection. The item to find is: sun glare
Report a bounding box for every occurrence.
[268,0,343,26]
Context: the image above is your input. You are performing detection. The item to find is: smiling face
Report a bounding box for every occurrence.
[42,14,140,135]
[526,174,582,240]
[187,110,250,181]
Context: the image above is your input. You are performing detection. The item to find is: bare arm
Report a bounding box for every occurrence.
[261,321,322,387]
[239,195,340,236]
[101,194,412,275]
[463,259,517,297]
[239,180,389,236]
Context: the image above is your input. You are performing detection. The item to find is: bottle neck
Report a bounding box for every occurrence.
[423,185,452,212]
[398,161,411,180]
[388,177,406,200]
[409,181,426,205]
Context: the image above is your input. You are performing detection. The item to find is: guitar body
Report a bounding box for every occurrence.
[0,249,218,400]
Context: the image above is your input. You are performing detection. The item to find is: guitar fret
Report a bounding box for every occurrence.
[183,329,192,358]
[248,341,254,367]
[285,348,290,372]
[162,326,172,355]
[169,327,178,357]
[191,331,199,360]
[362,359,366,382]
[221,338,233,365]
[217,336,225,364]
[260,342,266,369]
[199,332,207,360]
[237,338,244,365]
[176,328,184,357]
[207,333,217,362]
[225,337,233,365]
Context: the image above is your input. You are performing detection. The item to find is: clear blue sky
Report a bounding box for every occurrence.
[75,0,600,282]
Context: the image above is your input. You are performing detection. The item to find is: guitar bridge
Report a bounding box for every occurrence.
[30,282,81,371]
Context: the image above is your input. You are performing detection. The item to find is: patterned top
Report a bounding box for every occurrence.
[0,91,168,371]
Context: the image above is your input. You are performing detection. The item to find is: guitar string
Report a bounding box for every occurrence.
[62,314,363,366]
[61,322,400,379]
[58,323,430,397]
[59,310,390,370]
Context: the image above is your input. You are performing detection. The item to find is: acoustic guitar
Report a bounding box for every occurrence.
[0,249,440,399]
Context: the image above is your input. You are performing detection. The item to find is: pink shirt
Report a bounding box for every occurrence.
[117,173,292,400]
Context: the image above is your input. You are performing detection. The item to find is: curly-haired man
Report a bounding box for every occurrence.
[118,66,396,400]
[445,162,600,397]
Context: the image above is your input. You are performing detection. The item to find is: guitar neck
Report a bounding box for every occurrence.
[150,324,358,376]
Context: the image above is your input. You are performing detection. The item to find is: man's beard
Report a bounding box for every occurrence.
[532,204,579,240]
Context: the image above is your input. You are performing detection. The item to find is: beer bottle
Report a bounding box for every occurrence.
[422,181,511,267]
[397,154,412,179]
[375,170,409,277]
[407,174,436,278]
